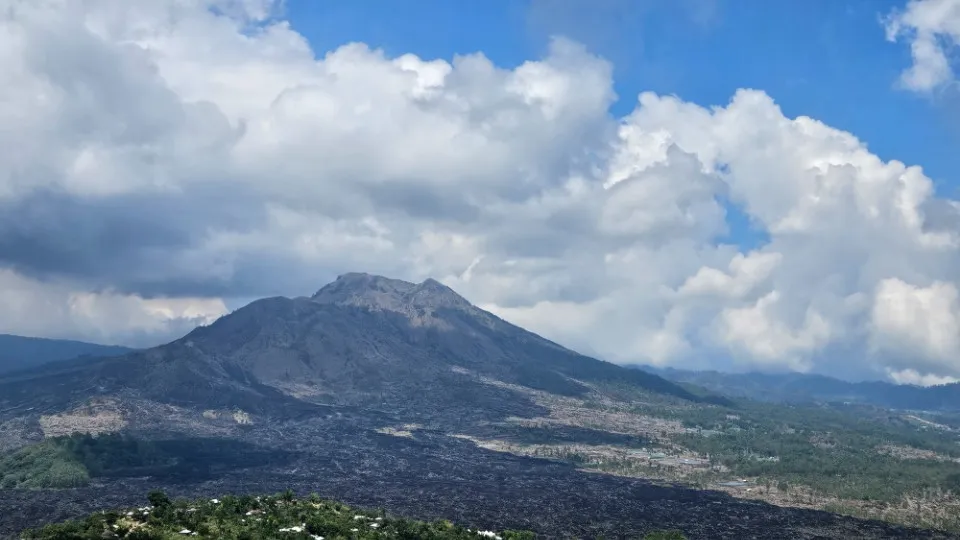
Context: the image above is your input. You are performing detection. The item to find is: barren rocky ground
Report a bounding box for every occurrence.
[1,416,954,540]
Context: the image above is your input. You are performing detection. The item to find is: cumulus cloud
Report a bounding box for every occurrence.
[870,278,960,375]
[885,0,960,92]
[1,0,959,385]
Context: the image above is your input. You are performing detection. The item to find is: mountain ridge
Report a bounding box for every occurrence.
[635,365,960,411]
[0,334,133,377]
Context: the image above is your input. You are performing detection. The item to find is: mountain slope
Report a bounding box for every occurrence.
[636,365,960,411]
[0,334,132,376]
[0,273,723,423]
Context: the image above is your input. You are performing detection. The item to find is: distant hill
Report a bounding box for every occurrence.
[0,334,132,376]
[633,365,960,412]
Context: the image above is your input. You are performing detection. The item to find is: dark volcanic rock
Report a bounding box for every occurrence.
[0,420,952,539]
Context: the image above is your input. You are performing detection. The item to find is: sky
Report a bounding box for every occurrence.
[1,0,960,385]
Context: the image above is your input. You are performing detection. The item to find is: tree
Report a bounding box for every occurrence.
[306,515,350,537]
[126,530,164,540]
[503,531,536,540]
[147,490,171,509]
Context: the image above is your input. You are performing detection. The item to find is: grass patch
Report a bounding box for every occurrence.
[0,433,170,489]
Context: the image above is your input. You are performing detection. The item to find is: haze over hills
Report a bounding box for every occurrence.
[635,365,960,412]
[0,334,133,376]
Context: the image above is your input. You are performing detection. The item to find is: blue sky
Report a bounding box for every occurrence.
[284,0,959,248]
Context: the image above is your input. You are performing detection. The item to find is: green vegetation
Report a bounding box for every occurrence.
[0,440,88,488]
[661,400,960,502]
[679,428,960,501]
[22,491,543,539]
[642,531,686,540]
[21,490,691,540]
[566,390,960,532]
[0,433,170,489]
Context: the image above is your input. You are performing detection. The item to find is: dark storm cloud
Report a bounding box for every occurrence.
[0,190,187,280]
[0,183,270,298]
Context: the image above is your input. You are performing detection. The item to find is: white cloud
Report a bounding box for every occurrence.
[870,278,960,375]
[678,251,782,300]
[0,268,226,347]
[885,0,960,92]
[715,291,832,372]
[0,0,959,385]
[887,368,960,386]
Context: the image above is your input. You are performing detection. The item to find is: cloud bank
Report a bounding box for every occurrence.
[1,0,958,383]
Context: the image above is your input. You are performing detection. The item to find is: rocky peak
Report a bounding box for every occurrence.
[312,273,413,304]
[311,273,471,313]
[407,278,471,309]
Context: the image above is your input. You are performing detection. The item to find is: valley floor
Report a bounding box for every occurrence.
[3,364,960,539]
[0,414,954,540]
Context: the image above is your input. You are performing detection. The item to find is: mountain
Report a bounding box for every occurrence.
[0,274,952,539]
[0,273,722,424]
[0,334,132,376]
[635,365,960,412]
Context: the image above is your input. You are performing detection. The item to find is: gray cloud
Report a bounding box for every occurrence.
[0,182,273,297]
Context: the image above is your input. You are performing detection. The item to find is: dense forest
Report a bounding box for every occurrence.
[0,433,171,489]
[21,491,687,539]
[662,400,960,502]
